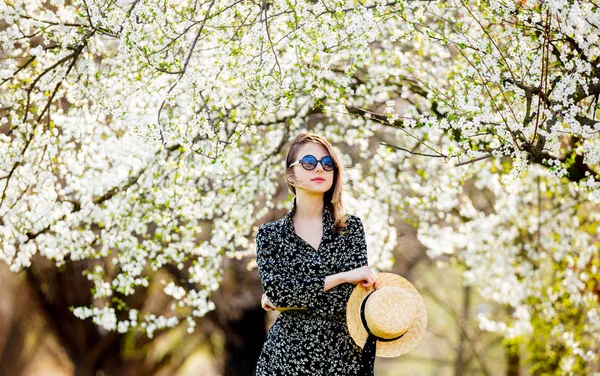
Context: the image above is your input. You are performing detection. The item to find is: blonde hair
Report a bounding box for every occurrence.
[284,132,348,234]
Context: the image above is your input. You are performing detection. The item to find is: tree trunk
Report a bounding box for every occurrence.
[222,306,267,376]
[454,284,471,376]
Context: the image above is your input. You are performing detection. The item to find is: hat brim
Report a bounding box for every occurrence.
[346,272,428,358]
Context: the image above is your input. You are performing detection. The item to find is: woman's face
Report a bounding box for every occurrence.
[290,142,335,194]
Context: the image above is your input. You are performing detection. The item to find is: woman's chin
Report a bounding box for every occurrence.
[299,184,332,194]
[316,184,329,189]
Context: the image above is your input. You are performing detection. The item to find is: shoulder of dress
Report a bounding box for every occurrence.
[258,218,285,235]
[334,214,359,237]
[345,213,357,220]
[256,220,286,254]
[345,214,366,234]
[344,214,362,226]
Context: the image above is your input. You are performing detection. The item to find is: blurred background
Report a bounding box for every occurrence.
[2,0,600,375]
[0,170,517,376]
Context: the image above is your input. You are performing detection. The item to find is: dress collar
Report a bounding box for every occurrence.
[283,197,334,234]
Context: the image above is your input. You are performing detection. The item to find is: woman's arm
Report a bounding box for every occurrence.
[261,266,377,312]
[308,216,377,316]
[256,216,377,312]
[256,225,328,310]
[323,266,377,292]
[323,272,346,292]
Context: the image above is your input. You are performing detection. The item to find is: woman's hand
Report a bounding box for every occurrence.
[343,266,378,289]
[261,293,277,311]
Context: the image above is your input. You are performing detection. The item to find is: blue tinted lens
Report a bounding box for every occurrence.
[301,155,318,169]
[322,156,334,170]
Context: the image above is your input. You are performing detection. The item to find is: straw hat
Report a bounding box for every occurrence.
[346,272,427,364]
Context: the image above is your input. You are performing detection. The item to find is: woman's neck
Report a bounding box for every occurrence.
[294,192,324,221]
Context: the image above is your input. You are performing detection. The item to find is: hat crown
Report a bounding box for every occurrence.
[364,287,417,340]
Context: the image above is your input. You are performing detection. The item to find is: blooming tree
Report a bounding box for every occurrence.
[1,0,599,373]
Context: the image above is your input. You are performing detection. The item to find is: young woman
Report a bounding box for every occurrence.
[255,132,378,375]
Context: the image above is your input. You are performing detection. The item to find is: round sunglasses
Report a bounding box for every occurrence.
[289,155,336,171]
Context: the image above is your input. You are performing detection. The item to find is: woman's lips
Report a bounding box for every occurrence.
[311,178,325,182]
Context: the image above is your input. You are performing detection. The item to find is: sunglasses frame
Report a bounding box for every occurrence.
[289,154,336,171]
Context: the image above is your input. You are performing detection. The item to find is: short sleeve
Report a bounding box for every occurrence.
[256,224,327,309]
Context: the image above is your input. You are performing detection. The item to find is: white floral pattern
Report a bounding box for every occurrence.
[255,198,369,375]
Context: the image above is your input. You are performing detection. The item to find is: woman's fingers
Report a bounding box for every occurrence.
[261,293,276,311]
[370,272,378,289]
[360,277,370,287]
[261,294,268,311]
[371,270,378,289]
[262,300,274,311]
[360,271,378,289]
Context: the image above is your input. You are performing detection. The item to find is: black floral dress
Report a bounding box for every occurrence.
[255,198,369,375]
